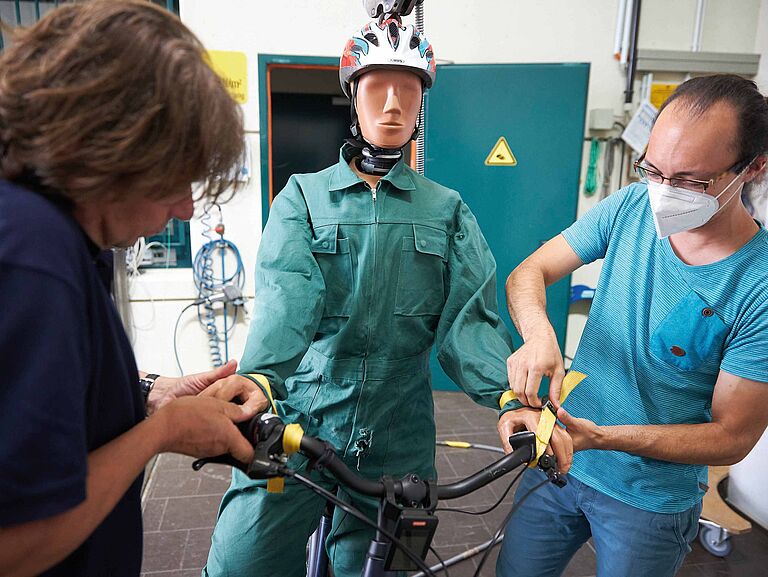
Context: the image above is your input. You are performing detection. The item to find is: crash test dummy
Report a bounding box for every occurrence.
[204,18,526,577]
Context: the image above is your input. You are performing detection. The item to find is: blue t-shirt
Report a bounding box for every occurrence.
[562,183,768,513]
[0,180,145,575]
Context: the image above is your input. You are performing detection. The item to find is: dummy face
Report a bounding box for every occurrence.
[355,68,423,149]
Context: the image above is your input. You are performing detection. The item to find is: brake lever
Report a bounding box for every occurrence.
[192,454,248,472]
[192,412,288,479]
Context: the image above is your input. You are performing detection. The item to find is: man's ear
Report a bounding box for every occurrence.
[745,155,767,183]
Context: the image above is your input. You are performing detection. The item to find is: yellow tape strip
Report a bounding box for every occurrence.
[283,423,304,455]
[267,477,285,493]
[529,370,587,468]
[499,390,518,409]
[247,373,277,414]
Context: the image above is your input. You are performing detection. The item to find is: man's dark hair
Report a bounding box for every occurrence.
[658,74,768,172]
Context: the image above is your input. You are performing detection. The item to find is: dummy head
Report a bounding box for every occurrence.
[353,68,423,149]
[340,17,435,150]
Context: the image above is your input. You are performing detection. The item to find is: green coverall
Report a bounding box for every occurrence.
[204,145,519,577]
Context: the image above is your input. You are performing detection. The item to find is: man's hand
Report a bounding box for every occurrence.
[154,396,256,464]
[146,359,240,414]
[556,407,604,452]
[506,327,565,408]
[497,408,574,474]
[198,373,270,413]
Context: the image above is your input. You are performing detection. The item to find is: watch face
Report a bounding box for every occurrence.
[140,374,158,398]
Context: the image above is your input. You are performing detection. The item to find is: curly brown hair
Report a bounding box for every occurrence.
[0,0,244,204]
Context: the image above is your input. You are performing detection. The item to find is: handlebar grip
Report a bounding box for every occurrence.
[436,431,535,500]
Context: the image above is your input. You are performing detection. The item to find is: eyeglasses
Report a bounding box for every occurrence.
[633,156,743,194]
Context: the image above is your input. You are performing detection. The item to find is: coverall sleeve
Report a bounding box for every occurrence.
[238,177,326,401]
[435,201,519,414]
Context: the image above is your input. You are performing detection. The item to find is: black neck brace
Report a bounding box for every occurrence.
[346,138,403,176]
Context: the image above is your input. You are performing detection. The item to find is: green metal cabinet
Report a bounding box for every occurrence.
[424,63,589,391]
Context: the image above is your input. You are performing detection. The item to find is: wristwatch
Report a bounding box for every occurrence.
[139,373,160,407]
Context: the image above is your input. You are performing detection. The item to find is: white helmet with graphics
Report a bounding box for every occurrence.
[339,17,435,99]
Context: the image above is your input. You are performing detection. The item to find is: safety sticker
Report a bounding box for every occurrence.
[484,136,518,166]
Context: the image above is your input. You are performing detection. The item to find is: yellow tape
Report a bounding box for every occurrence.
[247,373,277,414]
[267,477,285,493]
[529,371,587,468]
[283,423,304,455]
[499,390,518,409]
[444,441,472,449]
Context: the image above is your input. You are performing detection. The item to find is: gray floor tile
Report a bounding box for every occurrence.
[142,529,187,572]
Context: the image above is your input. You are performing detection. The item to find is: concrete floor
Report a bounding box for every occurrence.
[141,391,768,577]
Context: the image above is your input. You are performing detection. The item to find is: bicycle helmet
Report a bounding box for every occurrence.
[340,17,435,99]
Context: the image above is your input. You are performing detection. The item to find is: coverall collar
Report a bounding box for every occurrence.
[329,144,416,192]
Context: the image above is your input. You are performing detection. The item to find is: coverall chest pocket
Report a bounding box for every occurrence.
[650,290,729,372]
[311,225,353,317]
[395,224,447,316]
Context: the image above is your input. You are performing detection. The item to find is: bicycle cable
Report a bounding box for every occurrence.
[172,302,198,375]
[289,471,438,577]
[471,477,551,577]
[428,545,450,577]
[435,465,526,517]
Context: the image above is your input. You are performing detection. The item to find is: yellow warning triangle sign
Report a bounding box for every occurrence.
[484,136,518,166]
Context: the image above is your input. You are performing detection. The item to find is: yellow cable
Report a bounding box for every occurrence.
[444,441,472,449]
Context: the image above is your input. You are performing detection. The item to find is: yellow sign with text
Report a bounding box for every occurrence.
[650,82,679,111]
[207,50,248,104]
[485,136,517,166]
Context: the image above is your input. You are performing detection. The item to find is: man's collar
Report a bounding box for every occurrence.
[329,143,416,192]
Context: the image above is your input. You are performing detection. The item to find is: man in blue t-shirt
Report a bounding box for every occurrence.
[0,3,264,576]
[497,75,768,577]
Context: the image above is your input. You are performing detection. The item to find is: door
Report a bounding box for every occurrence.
[424,63,590,392]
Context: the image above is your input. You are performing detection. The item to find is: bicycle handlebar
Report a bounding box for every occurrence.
[193,412,541,505]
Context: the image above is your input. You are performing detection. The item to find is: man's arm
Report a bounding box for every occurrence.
[505,234,583,407]
[0,397,255,577]
[558,370,768,465]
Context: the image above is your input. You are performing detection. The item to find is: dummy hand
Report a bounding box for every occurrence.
[146,360,238,414]
[198,373,270,413]
[506,327,565,408]
[556,407,603,452]
[154,396,256,464]
[497,408,573,474]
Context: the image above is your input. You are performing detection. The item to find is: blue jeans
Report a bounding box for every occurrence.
[496,468,702,577]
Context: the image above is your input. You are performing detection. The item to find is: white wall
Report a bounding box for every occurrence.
[131,0,767,376]
[755,0,768,91]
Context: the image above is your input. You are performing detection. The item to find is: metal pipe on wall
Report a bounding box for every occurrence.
[415,1,425,176]
[614,0,628,59]
[624,0,642,104]
[692,0,706,52]
[620,0,634,66]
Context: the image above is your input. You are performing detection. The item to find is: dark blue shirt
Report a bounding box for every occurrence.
[0,180,145,576]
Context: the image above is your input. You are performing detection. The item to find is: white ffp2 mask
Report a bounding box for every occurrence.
[647,172,745,238]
